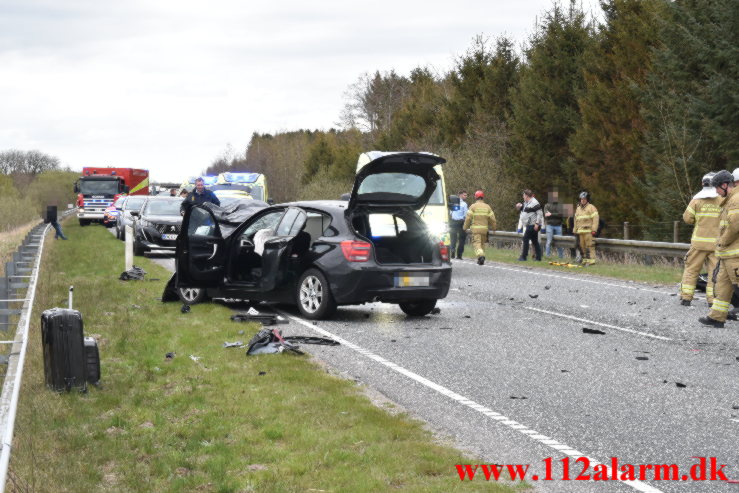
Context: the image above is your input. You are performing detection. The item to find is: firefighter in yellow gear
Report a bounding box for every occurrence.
[699,170,739,328]
[573,191,599,265]
[463,190,497,265]
[680,172,722,306]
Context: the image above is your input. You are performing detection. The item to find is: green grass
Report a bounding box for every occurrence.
[11,221,518,492]
[464,245,683,286]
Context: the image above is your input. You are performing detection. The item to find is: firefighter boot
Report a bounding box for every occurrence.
[698,316,725,328]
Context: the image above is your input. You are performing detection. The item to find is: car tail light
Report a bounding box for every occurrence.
[341,240,371,262]
[77,194,84,207]
[439,242,450,262]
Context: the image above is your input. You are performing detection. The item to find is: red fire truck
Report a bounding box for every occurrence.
[74,167,149,226]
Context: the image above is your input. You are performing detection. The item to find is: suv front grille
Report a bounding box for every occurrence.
[154,224,181,234]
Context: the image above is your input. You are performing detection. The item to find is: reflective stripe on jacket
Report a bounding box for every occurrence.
[683,196,723,251]
[715,187,739,259]
[463,201,497,233]
[574,203,599,234]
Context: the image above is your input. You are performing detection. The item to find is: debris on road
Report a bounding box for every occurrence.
[510,396,528,399]
[439,327,453,330]
[246,328,303,355]
[529,294,539,299]
[119,266,146,281]
[544,285,551,290]
[189,355,201,362]
[675,382,687,388]
[258,371,267,376]
[636,356,649,361]
[582,327,606,335]
[223,341,245,348]
[231,310,288,325]
[165,352,175,360]
[561,369,569,373]
[181,304,190,314]
[463,315,471,318]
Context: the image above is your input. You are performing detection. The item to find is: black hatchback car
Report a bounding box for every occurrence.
[175,152,452,319]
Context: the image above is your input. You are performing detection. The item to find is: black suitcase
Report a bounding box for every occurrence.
[83,337,101,385]
[41,308,87,392]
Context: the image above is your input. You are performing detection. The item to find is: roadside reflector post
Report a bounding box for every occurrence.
[68,286,73,309]
[125,226,134,271]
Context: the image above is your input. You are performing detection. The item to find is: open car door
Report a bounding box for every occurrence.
[260,207,307,292]
[176,205,227,287]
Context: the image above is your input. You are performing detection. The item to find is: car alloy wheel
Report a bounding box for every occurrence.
[296,268,336,319]
[299,275,323,314]
[178,287,206,304]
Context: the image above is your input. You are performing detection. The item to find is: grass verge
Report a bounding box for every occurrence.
[10,221,518,492]
[465,245,682,286]
[0,219,41,277]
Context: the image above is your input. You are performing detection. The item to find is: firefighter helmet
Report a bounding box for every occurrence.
[733,168,739,182]
[474,190,484,199]
[579,191,590,202]
[710,170,734,187]
[702,172,717,187]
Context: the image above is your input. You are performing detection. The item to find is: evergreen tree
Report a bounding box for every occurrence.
[510,1,595,200]
[569,0,665,229]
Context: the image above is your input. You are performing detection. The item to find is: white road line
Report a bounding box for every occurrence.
[525,307,673,341]
[283,312,663,493]
[458,259,673,295]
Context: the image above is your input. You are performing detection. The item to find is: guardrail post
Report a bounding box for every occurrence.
[0,276,7,331]
[623,222,629,240]
[673,221,679,243]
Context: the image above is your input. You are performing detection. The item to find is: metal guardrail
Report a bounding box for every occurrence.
[488,231,690,258]
[0,209,73,491]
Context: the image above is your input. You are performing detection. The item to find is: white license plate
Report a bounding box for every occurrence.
[394,272,430,287]
[161,234,178,240]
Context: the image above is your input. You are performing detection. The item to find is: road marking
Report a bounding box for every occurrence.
[525,307,673,341]
[459,259,673,295]
[283,312,663,493]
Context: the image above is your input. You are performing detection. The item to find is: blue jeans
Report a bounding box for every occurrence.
[546,225,563,258]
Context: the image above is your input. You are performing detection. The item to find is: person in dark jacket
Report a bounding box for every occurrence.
[544,189,564,258]
[44,204,67,240]
[180,177,220,214]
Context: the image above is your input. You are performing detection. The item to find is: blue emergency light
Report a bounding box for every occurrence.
[224,172,259,184]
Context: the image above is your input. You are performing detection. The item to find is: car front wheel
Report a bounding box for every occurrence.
[178,287,208,304]
[296,268,336,320]
[399,299,437,317]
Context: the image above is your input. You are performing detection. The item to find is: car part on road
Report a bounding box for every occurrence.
[296,269,336,319]
[119,266,146,281]
[231,312,288,325]
[399,299,437,317]
[246,328,303,355]
[180,304,190,313]
[582,327,606,335]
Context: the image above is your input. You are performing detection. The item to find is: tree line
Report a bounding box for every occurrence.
[0,149,78,232]
[205,0,737,240]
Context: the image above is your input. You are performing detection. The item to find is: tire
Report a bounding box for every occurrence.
[296,268,336,320]
[177,287,208,305]
[399,299,437,317]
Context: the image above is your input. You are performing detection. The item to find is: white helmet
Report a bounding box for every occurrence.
[733,168,739,182]
[702,172,717,187]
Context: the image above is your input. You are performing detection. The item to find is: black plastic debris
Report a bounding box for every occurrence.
[165,352,175,359]
[732,405,739,410]
[231,312,288,325]
[282,336,339,346]
[544,285,551,290]
[439,327,453,330]
[430,307,441,314]
[675,382,687,388]
[390,339,397,342]
[627,301,637,305]
[582,327,606,335]
[247,328,303,355]
[670,293,677,296]
[510,396,528,400]
[463,315,471,318]
[636,356,649,361]
[561,370,569,373]
[181,304,190,314]
[663,380,669,383]
[119,265,146,281]
[258,371,267,376]
[529,294,539,299]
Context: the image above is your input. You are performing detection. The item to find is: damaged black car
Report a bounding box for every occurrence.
[173,152,452,319]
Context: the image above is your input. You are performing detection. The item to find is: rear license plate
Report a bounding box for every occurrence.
[394,272,430,287]
[161,234,178,240]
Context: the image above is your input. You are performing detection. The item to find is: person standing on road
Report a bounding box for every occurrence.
[180,177,220,215]
[699,170,739,328]
[516,190,543,261]
[463,190,496,265]
[449,190,469,260]
[680,172,722,306]
[573,191,599,265]
[544,189,565,259]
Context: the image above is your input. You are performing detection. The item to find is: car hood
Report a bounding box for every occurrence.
[349,151,445,211]
[141,215,182,225]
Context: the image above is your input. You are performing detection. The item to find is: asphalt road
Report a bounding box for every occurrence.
[142,244,738,492]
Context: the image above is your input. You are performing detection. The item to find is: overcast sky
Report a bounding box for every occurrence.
[0,0,602,182]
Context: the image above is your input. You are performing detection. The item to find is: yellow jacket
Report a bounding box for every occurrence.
[574,203,599,234]
[463,201,496,233]
[683,196,723,251]
[715,187,739,259]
